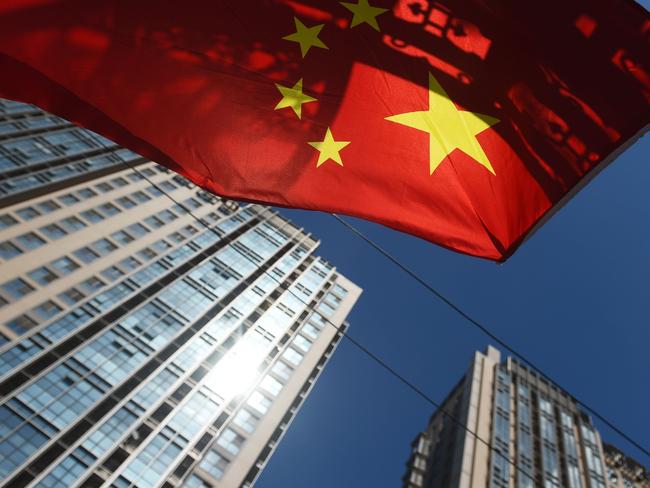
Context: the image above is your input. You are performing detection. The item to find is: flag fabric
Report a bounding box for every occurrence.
[0,0,648,261]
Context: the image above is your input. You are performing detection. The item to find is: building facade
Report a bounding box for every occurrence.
[0,100,362,487]
[603,444,649,488]
[402,346,648,488]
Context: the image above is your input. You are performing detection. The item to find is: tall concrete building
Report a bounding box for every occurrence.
[0,99,362,487]
[603,444,649,488]
[402,346,648,488]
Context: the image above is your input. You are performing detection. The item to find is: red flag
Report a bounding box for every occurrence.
[0,0,647,261]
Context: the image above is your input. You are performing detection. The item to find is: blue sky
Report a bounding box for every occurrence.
[256,120,650,483]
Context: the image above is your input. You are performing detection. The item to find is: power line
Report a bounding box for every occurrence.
[121,160,539,484]
[331,213,650,458]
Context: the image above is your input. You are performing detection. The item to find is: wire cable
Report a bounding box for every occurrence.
[331,213,649,458]
[121,160,539,484]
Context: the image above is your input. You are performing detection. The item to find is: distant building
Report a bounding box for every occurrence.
[0,99,362,487]
[603,444,649,488]
[402,346,647,488]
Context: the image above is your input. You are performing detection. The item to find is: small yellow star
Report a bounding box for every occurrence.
[283,17,328,58]
[308,128,350,167]
[274,79,317,119]
[340,0,389,31]
[386,72,499,175]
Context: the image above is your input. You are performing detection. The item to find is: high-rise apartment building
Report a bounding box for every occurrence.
[0,99,362,488]
[402,346,648,488]
[603,444,649,488]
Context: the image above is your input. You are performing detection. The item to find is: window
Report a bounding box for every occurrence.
[301,323,319,339]
[127,223,149,237]
[0,214,18,229]
[36,200,61,213]
[77,188,97,199]
[81,209,104,223]
[271,361,293,381]
[281,347,303,366]
[95,182,113,193]
[58,288,85,305]
[60,216,86,232]
[137,248,157,261]
[16,206,40,220]
[16,232,46,250]
[58,193,80,206]
[118,257,141,271]
[144,216,164,229]
[93,238,117,255]
[131,191,151,203]
[98,203,120,217]
[0,241,22,259]
[101,266,125,282]
[74,247,100,263]
[28,266,58,285]
[260,375,283,396]
[216,428,244,456]
[2,278,35,299]
[7,315,36,334]
[50,257,80,275]
[111,176,128,187]
[233,409,259,434]
[246,391,272,414]
[198,450,229,481]
[116,196,136,209]
[79,276,105,294]
[33,300,63,320]
[110,231,134,245]
[293,335,312,352]
[40,223,67,240]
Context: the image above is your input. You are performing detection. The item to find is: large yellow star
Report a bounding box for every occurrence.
[340,0,389,31]
[274,79,316,119]
[308,128,350,167]
[386,73,499,175]
[283,17,328,58]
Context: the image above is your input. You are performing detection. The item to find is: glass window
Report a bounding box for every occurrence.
[50,256,80,275]
[293,335,312,352]
[259,375,283,396]
[98,203,120,217]
[58,287,85,306]
[246,391,272,414]
[0,241,23,259]
[74,247,100,263]
[127,223,149,237]
[101,266,125,282]
[7,314,36,334]
[40,223,67,240]
[216,428,244,456]
[233,409,259,434]
[36,200,61,213]
[79,276,105,294]
[0,214,18,229]
[80,209,104,223]
[93,238,117,255]
[28,266,58,285]
[118,257,141,271]
[198,450,229,481]
[301,323,319,339]
[111,176,128,187]
[110,231,134,245]
[2,278,35,299]
[16,206,40,220]
[33,300,63,320]
[16,232,46,250]
[136,248,157,262]
[58,193,80,206]
[281,347,303,366]
[95,182,113,193]
[131,191,151,203]
[77,188,97,199]
[271,361,293,381]
[116,196,136,209]
[60,216,86,232]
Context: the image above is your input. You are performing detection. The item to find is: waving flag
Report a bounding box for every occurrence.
[0,0,647,260]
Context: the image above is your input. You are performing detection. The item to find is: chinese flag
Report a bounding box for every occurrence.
[0,0,647,261]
